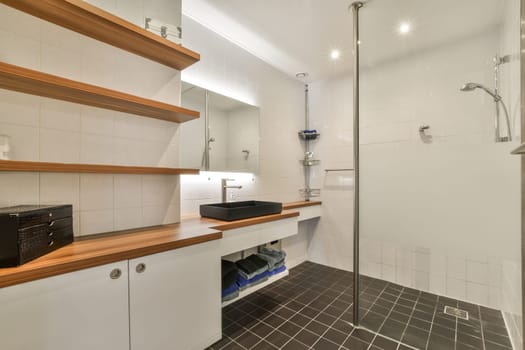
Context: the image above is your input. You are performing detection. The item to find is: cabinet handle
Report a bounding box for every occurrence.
[110,268,122,280]
[136,263,146,273]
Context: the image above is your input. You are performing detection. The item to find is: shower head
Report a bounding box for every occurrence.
[460,82,501,101]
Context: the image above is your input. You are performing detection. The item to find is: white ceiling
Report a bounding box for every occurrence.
[183,0,505,82]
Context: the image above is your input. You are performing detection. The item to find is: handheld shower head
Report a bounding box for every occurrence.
[460,82,501,101]
[460,81,512,142]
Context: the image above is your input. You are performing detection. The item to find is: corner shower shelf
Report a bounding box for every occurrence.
[298,130,320,140]
[0,160,200,175]
[301,159,320,166]
[0,61,199,123]
[0,0,200,70]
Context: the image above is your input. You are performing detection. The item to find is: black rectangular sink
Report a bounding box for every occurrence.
[200,201,283,221]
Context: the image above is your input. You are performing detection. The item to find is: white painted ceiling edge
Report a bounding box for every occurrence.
[182,0,308,81]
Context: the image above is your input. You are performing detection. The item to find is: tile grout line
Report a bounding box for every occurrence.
[394,288,423,348]
[478,304,487,350]
[423,295,440,350]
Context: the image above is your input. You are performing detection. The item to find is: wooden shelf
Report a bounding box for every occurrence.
[0,0,200,70]
[0,61,199,123]
[0,160,200,175]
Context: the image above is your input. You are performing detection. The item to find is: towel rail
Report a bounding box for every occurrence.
[324,168,355,172]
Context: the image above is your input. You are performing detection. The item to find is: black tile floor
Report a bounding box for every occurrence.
[208,261,513,350]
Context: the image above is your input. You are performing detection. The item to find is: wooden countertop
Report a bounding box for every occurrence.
[283,201,322,210]
[0,209,302,288]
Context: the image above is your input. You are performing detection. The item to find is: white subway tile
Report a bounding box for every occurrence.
[0,90,40,127]
[467,282,489,307]
[39,173,80,211]
[447,277,467,300]
[114,113,144,140]
[114,207,142,231]
[0,123,39,161]
[142,175,178,207]
[80,134,114,164]
[0,172,39,206]
[0,5,41,41]
[40,99,81,132]
[113,137,143,166]
[39,129,81,163]
[41,43,82,81]
[429,274,447,296]
[0,28,40,69]
[381,244,396,266]
[414,270,430,291]
[381,264,396,282]
[413,251,431,272]
[466,260,489,285]
[80,209,114,236]
[80,174,114,211]
[80,107,114,136]
[447,256,467,280]
[72,210,80,237]
[114,175,142,208]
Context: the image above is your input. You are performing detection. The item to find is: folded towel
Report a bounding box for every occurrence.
[236,270,269,291]
[222,283,239,298]
[236,255,269,280]
[223,270,238,290]
[268,265,286,276]
[257,248,286,270]
[222,288,239,302]
[222,260,238,278]
[268,261,285,273]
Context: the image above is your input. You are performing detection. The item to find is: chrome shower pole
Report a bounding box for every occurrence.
[304,84,311,201]
[350,0,363,327]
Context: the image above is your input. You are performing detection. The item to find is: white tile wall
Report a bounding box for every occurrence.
[0,2,183,236]
[306,15,521,318]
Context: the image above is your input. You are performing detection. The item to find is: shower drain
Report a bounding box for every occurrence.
[444,306,469,320]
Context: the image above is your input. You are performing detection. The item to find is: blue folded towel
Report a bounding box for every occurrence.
[236,270,269,290]
[268,265,286,276]
[221,283,239,298]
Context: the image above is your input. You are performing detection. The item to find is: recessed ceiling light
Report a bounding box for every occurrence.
[296,72,309,78]
[399,22,411,34]
[330,50,341,60]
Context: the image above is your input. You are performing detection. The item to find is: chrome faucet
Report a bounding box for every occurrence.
[222,178,242,203]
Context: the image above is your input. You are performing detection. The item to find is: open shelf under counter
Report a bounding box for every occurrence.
[0,160,200,175]
[0,61,199,123]
[0,0,200,70]
[222,269,289,308]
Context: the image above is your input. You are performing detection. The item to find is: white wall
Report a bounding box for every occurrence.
[308,25,522,317]
[179,16,309,267]
[499,0,523,348]
[0,3,182,236]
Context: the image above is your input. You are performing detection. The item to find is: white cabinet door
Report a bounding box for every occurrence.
[0,261,130,350]
[129,240,221,350]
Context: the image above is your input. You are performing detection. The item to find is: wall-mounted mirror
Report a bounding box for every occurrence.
[84,0,182,43]
[180,82,260,173]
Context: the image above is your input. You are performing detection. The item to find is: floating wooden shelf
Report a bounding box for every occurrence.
[0,61,199,123]
[0,0,200,70]
[0,160,200,175]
